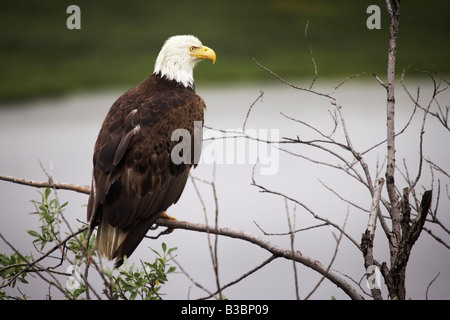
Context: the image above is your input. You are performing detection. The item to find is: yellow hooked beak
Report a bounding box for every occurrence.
[190,45,216,64]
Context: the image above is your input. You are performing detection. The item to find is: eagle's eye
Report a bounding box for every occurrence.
[189,46,196,52]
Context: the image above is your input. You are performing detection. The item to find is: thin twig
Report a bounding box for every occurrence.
[190,172,222,299]
[305,19,318,89]
[199,255,277,300]
[425,272,440,300]
[304,209,349,300]
[253,221,329,236]
[284,199,300,299]
[242,90,264,131]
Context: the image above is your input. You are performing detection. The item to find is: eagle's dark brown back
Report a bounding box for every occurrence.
[87,74,205,266]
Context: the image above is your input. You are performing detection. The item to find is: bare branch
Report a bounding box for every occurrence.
[252,58,334,101]
[304,19,318,89]
[284,199,300,299]
[253,221,329,236]
[304,210,349,300]
[318,179,369,213]
[199,255,277,300]
[384,0,401,263]
[251,181,361,250]
[155,218,364,300]
[361,178,385,300]
[170,255,214,298]
[190,172,222,299]
[242,90,264,131]
[372,72,387,89]
[423,227,450,250]
[425,272,441,300]
[331,72,367,95]
[0,173,90,195]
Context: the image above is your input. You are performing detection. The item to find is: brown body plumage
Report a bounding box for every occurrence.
[86,35,215,267]
[87,74,205,266]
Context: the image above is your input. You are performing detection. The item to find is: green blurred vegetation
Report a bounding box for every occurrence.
[0,0,449,102]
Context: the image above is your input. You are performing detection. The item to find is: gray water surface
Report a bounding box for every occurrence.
[1,80,449,299]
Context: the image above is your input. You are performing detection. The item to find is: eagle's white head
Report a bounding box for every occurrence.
[153,35,216,88]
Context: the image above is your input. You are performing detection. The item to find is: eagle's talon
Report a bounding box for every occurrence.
[159,211,178,221]
[150,224,159,231]
[150,212,176,231]
[148,227,174,239]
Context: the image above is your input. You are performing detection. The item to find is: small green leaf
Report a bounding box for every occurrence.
[167,266,176,273]
[103,266,113,278]
[121,256,129,272]
[44,188,51,199]
[27,230,40,238]
[122,283,134,291]
[167,246,178,255]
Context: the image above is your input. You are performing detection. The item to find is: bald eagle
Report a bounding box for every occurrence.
[87,35,216,267]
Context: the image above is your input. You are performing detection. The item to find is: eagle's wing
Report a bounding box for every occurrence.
[87,77,205,266]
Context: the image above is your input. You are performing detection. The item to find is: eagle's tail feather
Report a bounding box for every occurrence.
[96,218,158,268]
[96,219,127,262]
[113,219,157,267]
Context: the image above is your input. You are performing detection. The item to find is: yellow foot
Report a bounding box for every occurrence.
[148,212,177,238]
[159,211,178,221]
